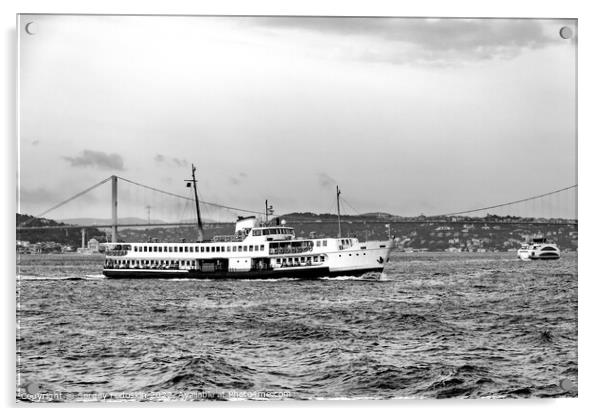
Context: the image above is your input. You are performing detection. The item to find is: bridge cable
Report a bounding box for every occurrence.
[116,176,266,216]
[19,176,113,227]
[430,184,578,218]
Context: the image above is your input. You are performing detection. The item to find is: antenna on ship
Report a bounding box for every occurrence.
[186,164,204,242]
[336,185,342,238]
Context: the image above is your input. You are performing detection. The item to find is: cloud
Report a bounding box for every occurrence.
[229,172,248,186]
[63,150,124,170]
[249,17,560,64]
[318,172,337,189]
[154,154,189,168]
[172,158,188,167]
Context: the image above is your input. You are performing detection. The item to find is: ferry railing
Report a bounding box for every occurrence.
[105,250,128,256]
[227,266,274,273]
[269,246,313,255]
[212,235,245,242]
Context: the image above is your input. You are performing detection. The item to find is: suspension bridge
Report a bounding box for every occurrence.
[16,174,578,243]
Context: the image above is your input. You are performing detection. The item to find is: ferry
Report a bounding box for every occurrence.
[102,166,395,279]
[517,237,560,260]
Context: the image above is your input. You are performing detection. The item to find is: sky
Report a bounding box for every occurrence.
[18,15,577,221]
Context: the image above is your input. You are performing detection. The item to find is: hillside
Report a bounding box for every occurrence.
[16,212,578,252]
[17,214,105,247]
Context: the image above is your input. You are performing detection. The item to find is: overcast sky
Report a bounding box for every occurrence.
[18,15,577,221]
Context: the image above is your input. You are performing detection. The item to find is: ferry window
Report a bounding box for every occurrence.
[249,246,253,252]
[143,246,146,252]
[221,246,225,252]
[320,256,325,262]
[238,246,242,251]
[276,258,281,263]
[200,246,204,252]
[316,241,321,247]
[322,240,327,246]
[260,245,264,251]
[244,246,248,252]
[262,230,269,235]
[179,247,183,252]
[313,256,318,262]
[195,247,199,253]
[253,230,261,236]
[227,246,231,252]
[184,247,188,252]
[158,247,162,252]
[254,245,259,251]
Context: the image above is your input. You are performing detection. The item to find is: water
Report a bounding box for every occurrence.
[16,252,578,401]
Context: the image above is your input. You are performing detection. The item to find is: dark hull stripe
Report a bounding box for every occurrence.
[103,267,385,280]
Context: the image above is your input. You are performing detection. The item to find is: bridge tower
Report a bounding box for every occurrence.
[111,175,118,242]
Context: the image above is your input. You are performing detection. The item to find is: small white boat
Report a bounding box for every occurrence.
[517,237,560,260]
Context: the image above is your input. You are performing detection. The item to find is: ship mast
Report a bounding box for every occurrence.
[265,200,274,225]
[336,185,342,238]
[186,164,204,242]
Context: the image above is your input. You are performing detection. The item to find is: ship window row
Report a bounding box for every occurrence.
[132,244,264,253]
[315,240,328,247]
[252,228,294,236]
[106,259,195,268]
[276,255,325,265]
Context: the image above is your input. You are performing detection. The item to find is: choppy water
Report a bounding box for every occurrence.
[16,252,578,401]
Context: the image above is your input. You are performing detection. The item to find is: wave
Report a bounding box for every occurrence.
[319,274,381,281]
[147,354,256,392]
[18,274,107,281]
[19,275,85,281]
[257,321,351,342]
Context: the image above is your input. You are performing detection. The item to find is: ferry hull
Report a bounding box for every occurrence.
[102,266,385,280]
